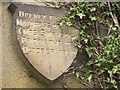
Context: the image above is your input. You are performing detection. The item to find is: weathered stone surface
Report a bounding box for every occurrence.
[8,3,78,80]
[2,3,47,88]
[0,2,2,89]
[2,2,87,88]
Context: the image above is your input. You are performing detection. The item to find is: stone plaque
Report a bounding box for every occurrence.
[8,3,78,80]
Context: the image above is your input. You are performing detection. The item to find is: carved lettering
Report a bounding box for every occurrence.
[16,8,77,59]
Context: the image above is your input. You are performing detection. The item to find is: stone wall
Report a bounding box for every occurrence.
[1,2,86,88]
[0,2,2,89]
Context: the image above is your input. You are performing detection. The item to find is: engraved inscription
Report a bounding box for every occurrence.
[16,11,76,56]
[11,4,78,80]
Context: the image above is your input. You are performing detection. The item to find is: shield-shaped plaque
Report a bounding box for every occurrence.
[8,3,78,80]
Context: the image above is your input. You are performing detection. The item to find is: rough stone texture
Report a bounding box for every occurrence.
[2,3,46,88]
[2,2,85,88]
[0,2,2,90]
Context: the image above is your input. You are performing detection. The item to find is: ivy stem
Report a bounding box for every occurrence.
[94,71,104,88]
[108,2,120,30]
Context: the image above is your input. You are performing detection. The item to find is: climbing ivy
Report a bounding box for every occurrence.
[59,2,120,89]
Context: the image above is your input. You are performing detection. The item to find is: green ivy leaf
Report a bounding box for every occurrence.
[111,79,116,85]
[77,13,85,19]
[84,72,92,82]
[71,35,78,41]
[87,75,92,82]
[59,2,120,89]
[108,70,112,78]
[90,16,97,21]
[112,27,117,31]
[98,69,105,74]
[80,30,84,35]
[90,7,96,12]
[75,72,80,78]
[99,2,105,7]
[112,65,120,74]
[113,85,117,89]
[85,48,93,58]
[90,15,97,21]
[95,63,101,67]
[87,60,94,66]
[84,39,88,43]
